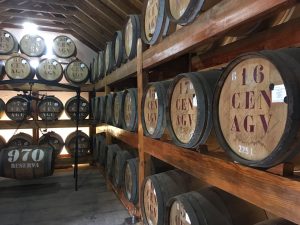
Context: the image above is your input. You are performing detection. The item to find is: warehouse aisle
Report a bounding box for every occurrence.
[0,166,129,225]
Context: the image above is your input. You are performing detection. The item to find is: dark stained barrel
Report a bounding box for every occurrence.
[106,144,121,178]
[113,150,133,187]
[213,48,300,168]
[7,133,33,147]
[38,132,64,158]
[91,97,99,122]
[20,34,46,57]
[38,96,64,121]
[5,96,31,121]
[52,35,76,58]
[92,134,105,161]
[0,61,5,80]
[167,187,267,225]
[65,96,89,121]
[125,15,141,60]
[105,94,113,125]
[65,60,89,85]
[122,88,138,132]
[112,91,124,127]
[105,41,114,75]
[99,96,107,123]
[0,135,6,149]
[167,71,221,148]
[97,51,105,80]
[36,58,63,82]
[98,136,107,166]
[90,58,97,84]
[0,98,5,119]
[113,30,125,68]
[5,55,35,80]
[0,145,54,179]
[254,218,296,225]
[142,80,171,138]
[0,29,19,55]
[65,131,90,157]
[123,158,139,205]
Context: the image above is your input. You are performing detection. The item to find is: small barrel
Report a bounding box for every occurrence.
[122,88,138,132]
[92,134,105,161]
[105,94,113,125]
[38,96,64,121]
[38,131,64,158]
[167,187,267,225]
[52,35,76,58]
[0,145,54,179]
[112,91,124,127]
[0,29,19,55]
[254,218,296,225]
[125,15,141,60]
[5,96,31,121]
[97,51,105,80]
[65,60,89,85]
[7,133,33,147]
[5,55,35,80]
[213,48,300,168]
[123,158,139,204]
[142,81,171,138]
[105,41,114,75]
[36,58,63,82]
[106,144,121,178]
[0,135,6,149]
[20,34,46,57]
[98,136,107,166]
[113,150,133,187]
[0,98,5,119]
[65,96,89,121]
[65,131,90,157]
[167,71,221,148]
[113,31,125,68]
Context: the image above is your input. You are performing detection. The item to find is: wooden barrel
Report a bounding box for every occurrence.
[91,97,99,122]
[0,145,54,179]
[36,58,63,82]
[105,94,113,125]
[65,131,90,157]
[65,60,89,85]
[113,30,125,68]
[38,131,64,158]
[122,88,138,132]
[5,96,31,121]
[166,71,221,148]
[90,58,97,84]
[5,55,35,80]
[113,150,133,187]
[52,35,76,58]
[213,48,300,168]
[105,41,114,75]
[125,15,141,60]
[97,51,105,80]
[0,135,6,149]
[123,158,139,204]
[7,133,33,147]
[65,96,89,121]
[20,34,46,57]
[92,134,105,161]
[112,91,124,127]
[0,98,5,119]
[38,96,64,121]
[254,218,296,225]
[106,144,121,178]
[142,80,171,138]
[167,187,267,225]
[0,29,19,55]
[99,96,107,123]
[0,61,5,80]
[98,136,107,166]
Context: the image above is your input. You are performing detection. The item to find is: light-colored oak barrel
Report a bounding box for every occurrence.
[5,96,31,121]
[65,96,89,121]
[121,88,138,132]
[213,48,300,168]
[38,131,64,158]
[98,136,107,166]
[113,30,125,68]
[0,145,54,179]
[20,34,46,57]
[0,30,19,55]
[123,158,139,204]
[64,60,89,85]
[5,55,35,80]
[125,15,141,60]
[167,187,267,225]
[97,51,105,80]
[7,133,33,147]
[142,80,172,139]
[52,35,76,58]
[37,96,64,121]
[36,58,63,82]
[112,91,124,127]
[0,135,6,149]
[167,71,221,148]
[113,150,134,188]
[92,134,105,162]
[106,144,121,179]
[65,131,90,157]
[105,94,113,125]
[0,98,5,119]
[254,218,296,225]
[104,41,114,75]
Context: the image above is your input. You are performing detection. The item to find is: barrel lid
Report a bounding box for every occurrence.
[53,35,76,58]
[143,178,159,225]
[20,34,46,57]
[125,17,134,57]
[0,30,17,55]
[5,56,32,80]
[37,58,63,82]
[65,60,89,84]
[143,85,159,135]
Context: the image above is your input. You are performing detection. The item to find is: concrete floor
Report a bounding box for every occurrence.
[0,166,129,225]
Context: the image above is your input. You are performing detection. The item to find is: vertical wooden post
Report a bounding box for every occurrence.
[32,91,39,144]
[105,82,112,191]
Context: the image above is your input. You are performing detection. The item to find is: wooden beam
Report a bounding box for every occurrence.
[128,0,143,10]
[100,0,141,19]
[0,11,67,23]
[0,23,70,34]
[0,120,91,129]
[29,0,76,7]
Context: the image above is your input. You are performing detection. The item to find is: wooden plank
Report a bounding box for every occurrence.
[142,0,297,69]
[0,120,91,129]
[0,11,68,23]
[143,136,300,224]
[100,0,140,19]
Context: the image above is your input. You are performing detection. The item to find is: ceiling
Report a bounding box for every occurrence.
[0,0,143,51]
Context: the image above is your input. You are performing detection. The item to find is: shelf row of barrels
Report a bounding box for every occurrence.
[0,95,89,121]
[93,135,296,225]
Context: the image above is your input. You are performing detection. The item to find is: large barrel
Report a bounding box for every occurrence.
[65,96,89,121]
[254,218,296,225]
[0,135,6,149]
[122,88,138,132]
[142,81,171,138]
[65,60,89,85]
[166,71,221,148]
[65,131,90,157]
[98,136,107,166]
[104,41,114,75]
[113,31,125,68]
[38,132,64,158]
[7,133,33,147]
[167,187,267,225]
[112,91,124,127]
[113,150,134,188]
[105,94,113,124]
[124,15,141,60]
[20,34,46,57]
[92,134,105,161]
[5,55,35,80]
[36,58,63,82]
[5,96,31,121]
[97,51,105,80]
[52,35,76,58]
[0,145,54,179]
[106,144,121,178]
[123,158,139,205]
[37,96,64,121]
[0,29,19,55]
[0,98,5,119]
[213,48,300,168]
